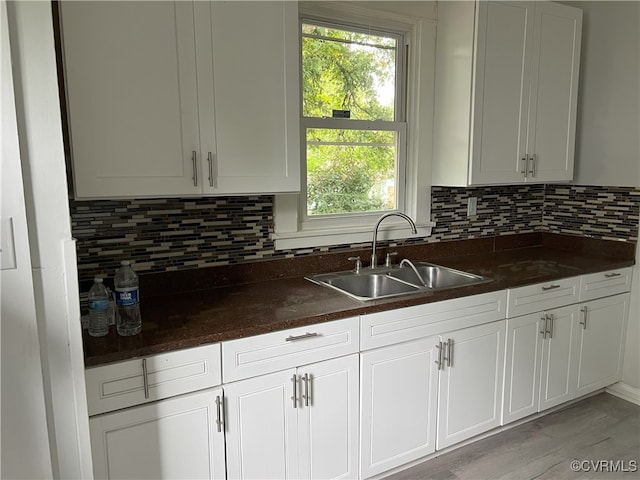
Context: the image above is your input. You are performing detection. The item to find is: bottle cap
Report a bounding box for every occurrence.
[94,277,103,283]
[121,260,130,266]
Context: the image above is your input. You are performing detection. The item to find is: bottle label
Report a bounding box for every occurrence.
[115,287,139,306]
[89,299,110,311]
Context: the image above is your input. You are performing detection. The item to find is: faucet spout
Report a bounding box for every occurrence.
[371,213,417,269]
[399,258,428,287]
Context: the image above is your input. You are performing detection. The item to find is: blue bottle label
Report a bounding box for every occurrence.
[115,287,139,306]
[89,299,110,311]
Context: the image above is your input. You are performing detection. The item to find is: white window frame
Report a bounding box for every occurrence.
[272,2,436,250]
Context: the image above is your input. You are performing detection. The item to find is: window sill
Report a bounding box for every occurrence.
[271,222,435,251]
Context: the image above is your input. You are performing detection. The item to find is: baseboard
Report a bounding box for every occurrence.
[606,382,640,406]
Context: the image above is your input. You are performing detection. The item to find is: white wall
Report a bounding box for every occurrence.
[563,1,640,391]
[567,1,640,188]
[5,1,92,477]
[1,3,53,477]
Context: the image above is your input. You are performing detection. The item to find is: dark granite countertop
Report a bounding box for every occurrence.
[82,233,635,367]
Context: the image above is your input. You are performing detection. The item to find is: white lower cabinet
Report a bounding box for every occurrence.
[575,293,629,397]
[436,320,506,449]
[503,304,579,424]
[538,305,580,411]
[360,320,506,478]
[90,387,226,479]
[224,354,359,480]
[360,338,440,479]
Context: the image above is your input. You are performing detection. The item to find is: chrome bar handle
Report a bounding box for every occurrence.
[191,151,198,187]
[547,313,554,339]
[302,373,310,407]
[215,395,224,432]
[212,152,218,188]
[540,316,547,339]
[435,341,443,370]
[580,306,588,329]
[446,338,453,368]
[285,332,319,342]
[521,155,529,178]
[291,374,298,408]
[529,153,537,177]
[207,152,214,187]
[142,358,150,399]
[605,272,621,278]
[541,284,561,291]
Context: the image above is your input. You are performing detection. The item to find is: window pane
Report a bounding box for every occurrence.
[306,128,397,216]
[302,23,397,121]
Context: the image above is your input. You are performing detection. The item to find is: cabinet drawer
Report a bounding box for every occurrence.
[86,343,221,416]
[579,267,632,302]
[360,291,507,351]
[222,317,359,382]
[506,277,580,318]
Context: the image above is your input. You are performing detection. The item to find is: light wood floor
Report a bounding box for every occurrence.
[384,393,640,480]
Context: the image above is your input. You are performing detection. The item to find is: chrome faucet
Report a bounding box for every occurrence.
[370,213,417,269]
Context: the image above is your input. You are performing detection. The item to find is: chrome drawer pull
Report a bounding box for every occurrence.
[215,395,224,433]
[604,272,621,278]
[435,341,443,370]
[580,307,588,329]
[285,332,319,342]
[142,358,150,399]
[291,374,298,408]
[541,284,561,291]
[302,373,311,407]
[540,316,548,339]
[445,338,454,368]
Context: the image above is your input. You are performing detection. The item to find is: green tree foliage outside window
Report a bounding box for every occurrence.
[302,23,400,216]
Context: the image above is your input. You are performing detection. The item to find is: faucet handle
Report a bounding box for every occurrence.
[347,256,362,274]
[385,251,398,267]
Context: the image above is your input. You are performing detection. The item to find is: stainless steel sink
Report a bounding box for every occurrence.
[306,262,490,301]
[307,272,421,301]
[388,262,487,289]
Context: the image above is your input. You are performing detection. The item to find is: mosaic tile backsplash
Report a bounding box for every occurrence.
[70,185,639,284]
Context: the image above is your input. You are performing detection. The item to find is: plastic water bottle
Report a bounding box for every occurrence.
[114,261,142,336]
[88,277,110,337]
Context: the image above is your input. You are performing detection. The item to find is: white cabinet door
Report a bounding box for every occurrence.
[89,388,225,480]
[539,305,579,411]
[360,338,439,479]
[503,313,544,424]
[198,1,300,194]
[298,355,359,480]
[470,1,534,184]
[61,1,201,198]
[437,320,506,450]
[224,369,298,480]
[575,294,629,397]
[526,2,582,182]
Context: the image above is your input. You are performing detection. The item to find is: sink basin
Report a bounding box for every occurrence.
[388,262,487,289]
[307,272,420,301]
[307,262,490,301]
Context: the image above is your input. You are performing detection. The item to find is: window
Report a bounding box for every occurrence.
[273,2,436,250]
[302,22,405,219]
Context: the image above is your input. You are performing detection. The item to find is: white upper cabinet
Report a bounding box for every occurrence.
[433,1,582,186]
[61,1,202,198]
[61,1,299,199]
